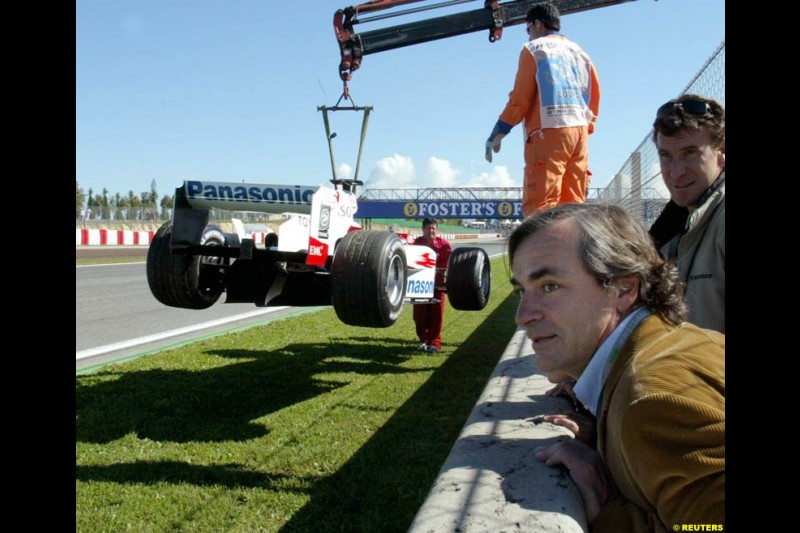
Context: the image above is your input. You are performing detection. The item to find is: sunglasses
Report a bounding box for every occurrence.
[657,99,711,118]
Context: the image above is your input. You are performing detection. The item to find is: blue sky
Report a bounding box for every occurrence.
[76,0,725,200]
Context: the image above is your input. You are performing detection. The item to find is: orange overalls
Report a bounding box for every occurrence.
[498,33,600,217]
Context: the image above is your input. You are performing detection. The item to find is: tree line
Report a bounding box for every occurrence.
[76,180,175,221]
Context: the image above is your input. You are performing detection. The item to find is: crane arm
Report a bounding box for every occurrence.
[334,0,637,82]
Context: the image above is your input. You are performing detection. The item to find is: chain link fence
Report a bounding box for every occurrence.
[595,41,725,226]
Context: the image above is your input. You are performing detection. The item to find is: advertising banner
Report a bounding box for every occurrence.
[356,200,523,219]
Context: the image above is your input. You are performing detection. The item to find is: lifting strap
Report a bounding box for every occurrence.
[318,85,372,193]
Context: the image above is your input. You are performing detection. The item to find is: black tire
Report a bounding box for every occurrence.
[146,222,225,309]
[331,231,407,327]
[446,247,491,311]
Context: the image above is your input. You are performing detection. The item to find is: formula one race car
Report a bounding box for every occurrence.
[146,178,491,328]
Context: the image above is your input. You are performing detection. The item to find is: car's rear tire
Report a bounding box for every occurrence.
[146,222,225,309]
[331,231,407,327]
[446,247,490,311]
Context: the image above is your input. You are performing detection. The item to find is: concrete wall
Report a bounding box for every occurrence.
[408,328,588,533]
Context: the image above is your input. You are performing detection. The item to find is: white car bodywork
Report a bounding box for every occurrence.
[148,179,489,328]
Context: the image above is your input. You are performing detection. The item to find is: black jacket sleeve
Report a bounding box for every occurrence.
[649,200,689,252]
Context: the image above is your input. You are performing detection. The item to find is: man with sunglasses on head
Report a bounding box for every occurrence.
[648,94,725,334]
[484,2,600,217]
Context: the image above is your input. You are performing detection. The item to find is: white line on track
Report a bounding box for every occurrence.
[76,307,289,360]
[76,261,146,268]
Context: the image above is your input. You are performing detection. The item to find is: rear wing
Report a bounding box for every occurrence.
[177,180,318,215]
[170,180,359,266]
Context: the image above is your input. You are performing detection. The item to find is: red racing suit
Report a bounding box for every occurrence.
[497,32,600,216]
[412,235,452,350]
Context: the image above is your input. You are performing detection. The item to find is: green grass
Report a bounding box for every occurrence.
[368,218,480,234]
[76,256,518,532]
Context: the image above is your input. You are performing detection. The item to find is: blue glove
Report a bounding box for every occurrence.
[485,122,507,163]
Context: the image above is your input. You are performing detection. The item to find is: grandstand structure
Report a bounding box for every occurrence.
[359,41,725,227]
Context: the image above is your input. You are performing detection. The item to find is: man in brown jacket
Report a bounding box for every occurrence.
[508,203,724,531]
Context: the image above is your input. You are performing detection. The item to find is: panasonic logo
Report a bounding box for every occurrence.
[186,180,315,205]
[406,279,434,295]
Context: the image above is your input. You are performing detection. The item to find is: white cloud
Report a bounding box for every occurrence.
[465,166,518,187]
[424,157,460,188]
[337,163,352,181]
[365,155,519,192]
[364,154,416,189]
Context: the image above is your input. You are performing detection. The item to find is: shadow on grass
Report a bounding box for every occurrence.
[76,460,317,491]
[277,291,520,533]
[77,288,520,533]
[76,337,430,444]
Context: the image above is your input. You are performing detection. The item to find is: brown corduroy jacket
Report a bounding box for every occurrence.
[592,315,725,532]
